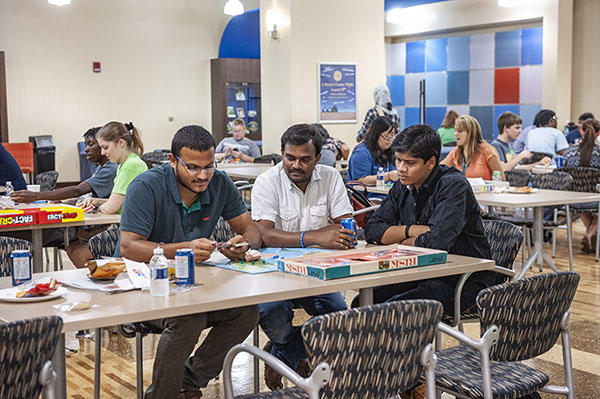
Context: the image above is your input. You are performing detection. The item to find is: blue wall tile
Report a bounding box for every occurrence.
[447,71,469,104]
[425,38,447,72]
[520,104,542,127]
[521,27,543,65]
[493,105,520,138]
[406,41,426,73]
[426,107,447,130]
[469,106,494,142]
[405,107,421,127]
[495,30,520,67]
[387,75,405,106]
[424,72,447,106]
[447,36,469,71]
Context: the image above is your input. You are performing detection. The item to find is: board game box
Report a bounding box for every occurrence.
[0,204,84,228]
[277,245,447,280]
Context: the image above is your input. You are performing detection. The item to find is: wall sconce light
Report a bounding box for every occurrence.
[48,0,71,5]
[224,0,244,16]
[266,9,282,40]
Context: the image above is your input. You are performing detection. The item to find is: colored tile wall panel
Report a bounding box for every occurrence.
[520,104,542,127]
[447,71,469,105]
[495,30,520,67]
[494,68,519,104]
[387,42,406,75]
[404,73,425,107]
[521,27,543,65]
[426,107,447,130]
[493,105,520,138]
[425,38,447,72]
[451,105,470,116]
[405,107,421,127]
[447,36,470,71]
[519,65,542,104]
[424,72,447,106]
[469,106,494,142]
[387,75,405,106]
[469,69,494,105]
[406,41,426,73]
[470,33,495,70]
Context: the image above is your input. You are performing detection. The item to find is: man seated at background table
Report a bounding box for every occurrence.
[215,118,261,162]
[524,109,569,157]
[356,124,496,316]
[251,123,355,390]
[118,125,261,399]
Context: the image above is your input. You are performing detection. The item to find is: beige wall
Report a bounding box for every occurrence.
[260,0,386,154]
[571,0,600,119]
[0,0,252,181]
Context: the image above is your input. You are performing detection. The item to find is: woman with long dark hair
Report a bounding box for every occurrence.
[348,116,398,195]
[564,118,600,252]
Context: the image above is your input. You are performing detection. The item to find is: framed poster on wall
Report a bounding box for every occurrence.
[318,62,357,123]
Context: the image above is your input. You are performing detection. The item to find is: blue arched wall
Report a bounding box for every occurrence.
[218,8,260,59]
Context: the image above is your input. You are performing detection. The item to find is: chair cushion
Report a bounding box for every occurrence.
[236,387,308,399]
[436,346,549,399]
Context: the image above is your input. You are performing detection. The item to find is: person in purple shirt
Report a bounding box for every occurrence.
[0,143,27,191]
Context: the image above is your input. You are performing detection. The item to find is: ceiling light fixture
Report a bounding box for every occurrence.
[224,0,244,16]
[48,0,71,6]
[498,0,523,7]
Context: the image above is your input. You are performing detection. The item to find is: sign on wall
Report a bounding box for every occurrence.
[318,62,357,123]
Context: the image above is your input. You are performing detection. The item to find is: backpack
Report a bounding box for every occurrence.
[346,181,375,228]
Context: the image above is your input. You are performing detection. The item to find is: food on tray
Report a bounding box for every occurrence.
[513,186,533,193]
[16,278,60,298]
[87,260,126,279]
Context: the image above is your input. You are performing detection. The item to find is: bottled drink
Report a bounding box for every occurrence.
[149,246,169,297]
[376,167,385,188]
[5,181,14,195]
[492,171,502,182]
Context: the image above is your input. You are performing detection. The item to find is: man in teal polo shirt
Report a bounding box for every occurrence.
[119,125,261,399]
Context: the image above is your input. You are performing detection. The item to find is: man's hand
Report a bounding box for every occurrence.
[10,190,39,204]
[408,225,430,238]
[190,238,217,262]
[518,150,532,161]
[224,147,233,157]
[312,224,356,250]
[218,234,250,261]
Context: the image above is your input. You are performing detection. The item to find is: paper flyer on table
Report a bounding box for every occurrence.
[124,258,150,289]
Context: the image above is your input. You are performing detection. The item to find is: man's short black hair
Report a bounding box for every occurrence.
[83,127,100,141]
[391,124,441,162]
[533,109,556,127]
[579,112,595,122]
[280,124,323,156]
[171,125,215,157]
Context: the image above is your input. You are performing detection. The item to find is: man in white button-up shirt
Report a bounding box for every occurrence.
[251,124,354,390]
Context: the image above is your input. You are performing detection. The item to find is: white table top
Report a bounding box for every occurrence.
[475,189,600,208]
[223,164,273,179]
[0,254,493,332]
[365,185,391,195]
[217,162,260,169]
[531,165,557,174]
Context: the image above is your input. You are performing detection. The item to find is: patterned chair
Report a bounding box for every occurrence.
[35,170,59,192]
[0,316,63,399]
[0,236,34,277]
[504,169,530,187]
[445,220,522,329]
[435,272,580,399]
[224,300,443,399]
[87,224,120,259]
[141,151,169,169]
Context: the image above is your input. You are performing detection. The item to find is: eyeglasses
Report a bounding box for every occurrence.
[380,133,396,142]
[175,155,216,175]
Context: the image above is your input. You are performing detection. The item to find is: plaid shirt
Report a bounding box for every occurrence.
[356,107,400,141]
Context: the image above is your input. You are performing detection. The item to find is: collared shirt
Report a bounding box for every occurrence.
[85,161,118,198]
[364,164,495,286]
[116,163,247,255]
[251,163,353,232]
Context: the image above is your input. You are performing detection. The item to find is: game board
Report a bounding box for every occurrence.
[278,244,447,280]
[202,247,331,274]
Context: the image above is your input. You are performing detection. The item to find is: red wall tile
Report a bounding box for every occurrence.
[494,68,519,104]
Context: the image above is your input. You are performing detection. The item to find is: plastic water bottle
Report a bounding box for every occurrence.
[376,167,385,188]
[149,246,169,297]
[5,181,13,195]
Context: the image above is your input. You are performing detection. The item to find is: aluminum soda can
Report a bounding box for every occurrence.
[175,248,195,285]
[340,218,357,246]
[11,250,32,286]
[555,155,564,168]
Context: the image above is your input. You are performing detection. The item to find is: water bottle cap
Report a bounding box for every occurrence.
[153,247,164,255]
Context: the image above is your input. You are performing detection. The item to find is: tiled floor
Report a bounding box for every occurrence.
[63,219,600,398]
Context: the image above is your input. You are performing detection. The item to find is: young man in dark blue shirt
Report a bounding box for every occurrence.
[356,124,496,314]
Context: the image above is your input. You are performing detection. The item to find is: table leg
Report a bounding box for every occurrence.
[95,328,101,399]
[32,229,43,273]
[253,326,259,393]
[52,332,67,399]
[359,287,373,306]
[517,207,558,279]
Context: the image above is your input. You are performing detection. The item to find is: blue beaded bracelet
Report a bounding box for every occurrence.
[299,231,306,248]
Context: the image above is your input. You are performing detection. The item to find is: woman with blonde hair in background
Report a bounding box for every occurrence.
[68,121,148,267]
[441,115,503,180]
[437,109,459,146]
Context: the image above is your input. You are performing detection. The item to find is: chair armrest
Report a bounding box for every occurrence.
[38,360,56,399]
[352,205,380,216]
[223,343,331,399]
[236,184,253,192]
[494,265,516,278]
[234,180,251,186]
[451,272,473,327]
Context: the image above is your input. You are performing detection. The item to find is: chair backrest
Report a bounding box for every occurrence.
[482,220,522,269]
[3,142,34,174]
[531,171,572,190]
[88,224,120,259]
[504,169,530,187]
[0,237,33,277]
[477,271,579,362]
[35,170,59,191]
[0,316,63,399]
[141,152,169,169]
[301,300,442,398]
[560,167,600,192]
[210,217,236,242]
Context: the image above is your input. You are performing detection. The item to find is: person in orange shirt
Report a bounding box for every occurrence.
[440,115,504,180]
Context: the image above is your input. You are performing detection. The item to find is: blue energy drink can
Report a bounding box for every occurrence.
[175,248,195,285]
[11,250,32,286]
[340,218,357,246]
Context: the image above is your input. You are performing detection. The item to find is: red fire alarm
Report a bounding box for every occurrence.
[93,62,101,73]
